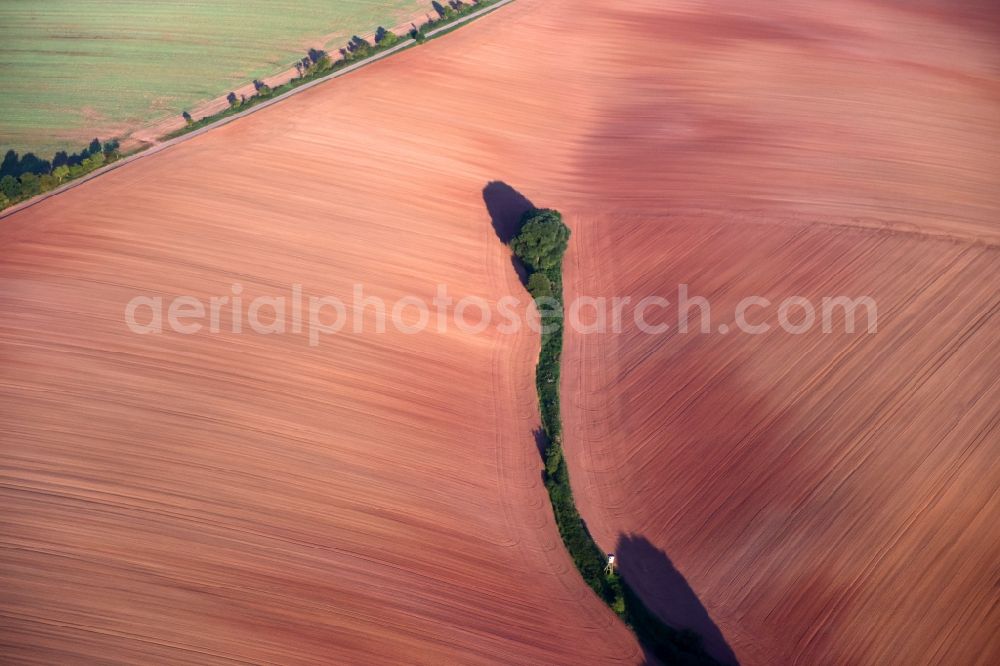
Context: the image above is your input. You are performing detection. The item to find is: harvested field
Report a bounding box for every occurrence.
[1,0,999,664]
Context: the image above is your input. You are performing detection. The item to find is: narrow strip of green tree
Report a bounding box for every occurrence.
[413,0,503,41]
[510,209,721,665]
[166,0,504,140]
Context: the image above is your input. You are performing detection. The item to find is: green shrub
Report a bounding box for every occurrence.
[510,208,570,272]
[375,26,399,46]
[18,172,39,196]
[0,174,20,199]
[527,272,553,299]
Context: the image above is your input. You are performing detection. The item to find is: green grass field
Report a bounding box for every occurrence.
[0,0,429,155]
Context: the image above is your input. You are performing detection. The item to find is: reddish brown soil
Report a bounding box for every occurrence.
[564,215,1000,664]
[0,3,636,662]
[559,1,1000,665]
[2,0,998,664]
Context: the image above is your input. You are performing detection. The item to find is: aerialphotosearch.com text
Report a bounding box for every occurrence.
[124,283,877,346]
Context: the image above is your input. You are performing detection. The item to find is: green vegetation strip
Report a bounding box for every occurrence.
[510,209,720,665]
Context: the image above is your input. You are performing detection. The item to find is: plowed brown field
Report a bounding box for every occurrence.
[0,2,638,662]
[2,0,998,664]
[558,1,1000,665]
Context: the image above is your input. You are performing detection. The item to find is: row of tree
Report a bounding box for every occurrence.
[510,208,721,665]
[432,0,471,20]
[412,0,489,42]
[182,27,402,126]
[1,139,120,180]
[0,139,120,209]
[177,0,498,128]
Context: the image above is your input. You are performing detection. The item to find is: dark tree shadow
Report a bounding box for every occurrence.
[503,254,528,287]
[483,181,535,286]
[482,181,535,244]
[531,427,548,458]
[616,534,739,665]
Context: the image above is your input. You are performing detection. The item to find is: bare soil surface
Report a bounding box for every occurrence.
[559,1,1000,664]
[2,0,998,663]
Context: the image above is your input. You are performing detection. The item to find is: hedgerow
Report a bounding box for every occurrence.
[510,207,720,665]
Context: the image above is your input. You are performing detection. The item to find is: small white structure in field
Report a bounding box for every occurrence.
[604,553,616,575]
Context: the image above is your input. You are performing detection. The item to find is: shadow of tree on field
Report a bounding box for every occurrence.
[483,181,535,244]
[617,534,740,665]
[483,181,536,285]
[482,179,734,664]
[531,427,549,458]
